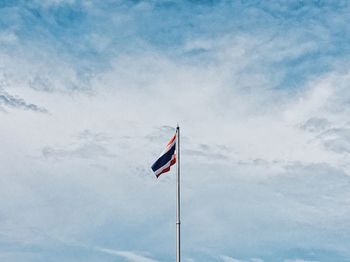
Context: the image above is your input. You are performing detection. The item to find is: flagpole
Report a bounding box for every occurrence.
[176,125,181,262]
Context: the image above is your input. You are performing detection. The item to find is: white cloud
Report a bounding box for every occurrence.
[1,1,350,261]
[96,247,159,262]
[1,47,350,260]
[220,255,245,262]
[284,259,317,262]
[1,43,350,260]
[220,256,264,262]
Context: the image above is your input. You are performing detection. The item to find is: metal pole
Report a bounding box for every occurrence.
[176,125,180,262]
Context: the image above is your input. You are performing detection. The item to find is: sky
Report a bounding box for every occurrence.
[1,0,350,261]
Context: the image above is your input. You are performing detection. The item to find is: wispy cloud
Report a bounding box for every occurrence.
[0,91,47,113]
[284,259,317,262]
[220,256,263,262]
[42,129,115,159]
[220,255,245,262]
[95,247,159,262]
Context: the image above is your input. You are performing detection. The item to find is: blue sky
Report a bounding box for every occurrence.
[1,0,350,261]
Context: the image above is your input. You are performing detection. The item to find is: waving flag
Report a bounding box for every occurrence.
[151,133,176,178]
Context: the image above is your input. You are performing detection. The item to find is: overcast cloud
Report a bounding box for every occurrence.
[1,1,350,261]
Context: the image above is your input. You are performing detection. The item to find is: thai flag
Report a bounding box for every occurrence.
[151,133,176,178]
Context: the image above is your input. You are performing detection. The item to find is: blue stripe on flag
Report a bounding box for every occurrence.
[151,143,176,172]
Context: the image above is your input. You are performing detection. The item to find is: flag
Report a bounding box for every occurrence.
[151,133,176,178]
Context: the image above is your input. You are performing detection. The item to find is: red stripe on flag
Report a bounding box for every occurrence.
[166,134,176,147]
[156,157,176,178]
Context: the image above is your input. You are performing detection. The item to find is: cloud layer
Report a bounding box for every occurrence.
[1,1,350,261]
